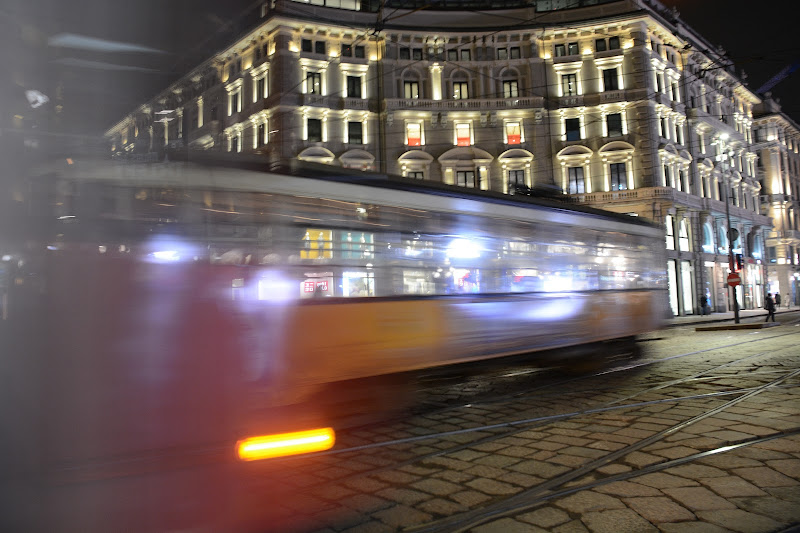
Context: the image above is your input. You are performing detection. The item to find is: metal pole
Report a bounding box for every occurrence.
[722,141,740,323]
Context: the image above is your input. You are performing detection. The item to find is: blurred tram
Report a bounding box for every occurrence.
[1,157,667,532]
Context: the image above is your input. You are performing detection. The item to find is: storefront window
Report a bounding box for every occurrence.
[681,260,693,315]
[343,271,374,297]
[340,231,374,259]
[301,228,333,259]
[667,259,678,316]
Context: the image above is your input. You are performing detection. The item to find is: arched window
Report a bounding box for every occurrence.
[702,222,714,253]
[450,70,470,100]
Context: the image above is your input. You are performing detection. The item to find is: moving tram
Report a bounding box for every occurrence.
[0,157,668,532]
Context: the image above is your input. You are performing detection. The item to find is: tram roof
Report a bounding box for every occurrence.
[36,151,661,233]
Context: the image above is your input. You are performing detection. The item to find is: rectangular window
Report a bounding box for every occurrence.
[412,48,423,60]
[664,165,672,187]
[257,123,265,147]
[406,122,422,146]
[497,48,508,60]
[567,42,579,55]
[503,80,519,98]
[404,81,420,99]
[407,171,424,179]
[508,169,525,186]
[554,44,566,57]
[568,167,585,194]
[665,216,675,251]
[510,47,520,59]
[448,49,458,61]
[460,49,471,61]
[608,36,620,49]
[561,73,577,96]
[347,76,362,98]
[307,118,322,142]
[565,117,581,141]
[347,121,363,144]
[505,122,521,144]
[230,92,239,115]
[256,77,266,100]
[456,170,476,188]
[455,122,471,146]
[660,117,668,138]
[341,44,352,57]
[595,38,607,52]
[340,232,374,261]
[301,39,312,53]
[603,68,618,91]
[453,81,469,99]
[610,162,627,191]
[355,45,365,58]
[399,47,410,60]
[315,41,326,55]
[606,113,623,137]
[306,72,322,94]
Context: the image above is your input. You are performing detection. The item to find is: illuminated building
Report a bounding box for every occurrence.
[104,0,775,317]
[753,97,800,306]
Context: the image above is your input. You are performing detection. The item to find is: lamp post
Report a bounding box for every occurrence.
[719,133,740,323]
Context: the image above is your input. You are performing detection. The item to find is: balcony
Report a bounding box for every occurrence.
[776,230,800,242]
[384,96,543,111]
[341,97,371,111]
[301,94,331,107]
[574,187,752,214]
[558,95,583,108]
[600,90,625,103]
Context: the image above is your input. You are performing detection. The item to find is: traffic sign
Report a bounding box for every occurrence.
[727,272,741,286]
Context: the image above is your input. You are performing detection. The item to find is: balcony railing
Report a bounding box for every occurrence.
[341,97,370,110]
[385,96,542,110]
[573,187,770,223]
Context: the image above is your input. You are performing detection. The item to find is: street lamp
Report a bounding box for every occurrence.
[719,133,740,323]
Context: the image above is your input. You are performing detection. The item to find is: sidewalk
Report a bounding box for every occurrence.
[666,304,798,328]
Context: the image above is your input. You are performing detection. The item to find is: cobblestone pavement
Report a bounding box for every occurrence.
[246,311,800,533]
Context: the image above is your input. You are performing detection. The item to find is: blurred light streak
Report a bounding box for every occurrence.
[237,428,335,461]
[53,57,162,72]
[48,33,166,53]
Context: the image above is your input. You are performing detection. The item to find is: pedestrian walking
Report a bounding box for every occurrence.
[765,293,776,322]
[700,295,708,315]
[775,292,782,308]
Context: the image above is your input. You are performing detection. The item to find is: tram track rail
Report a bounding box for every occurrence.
[403,365,800,532]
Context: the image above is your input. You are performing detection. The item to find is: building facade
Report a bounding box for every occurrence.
[105,0,776,317]
[753,97,800,306]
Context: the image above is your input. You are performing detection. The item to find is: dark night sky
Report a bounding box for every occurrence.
[11,0,800,136]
